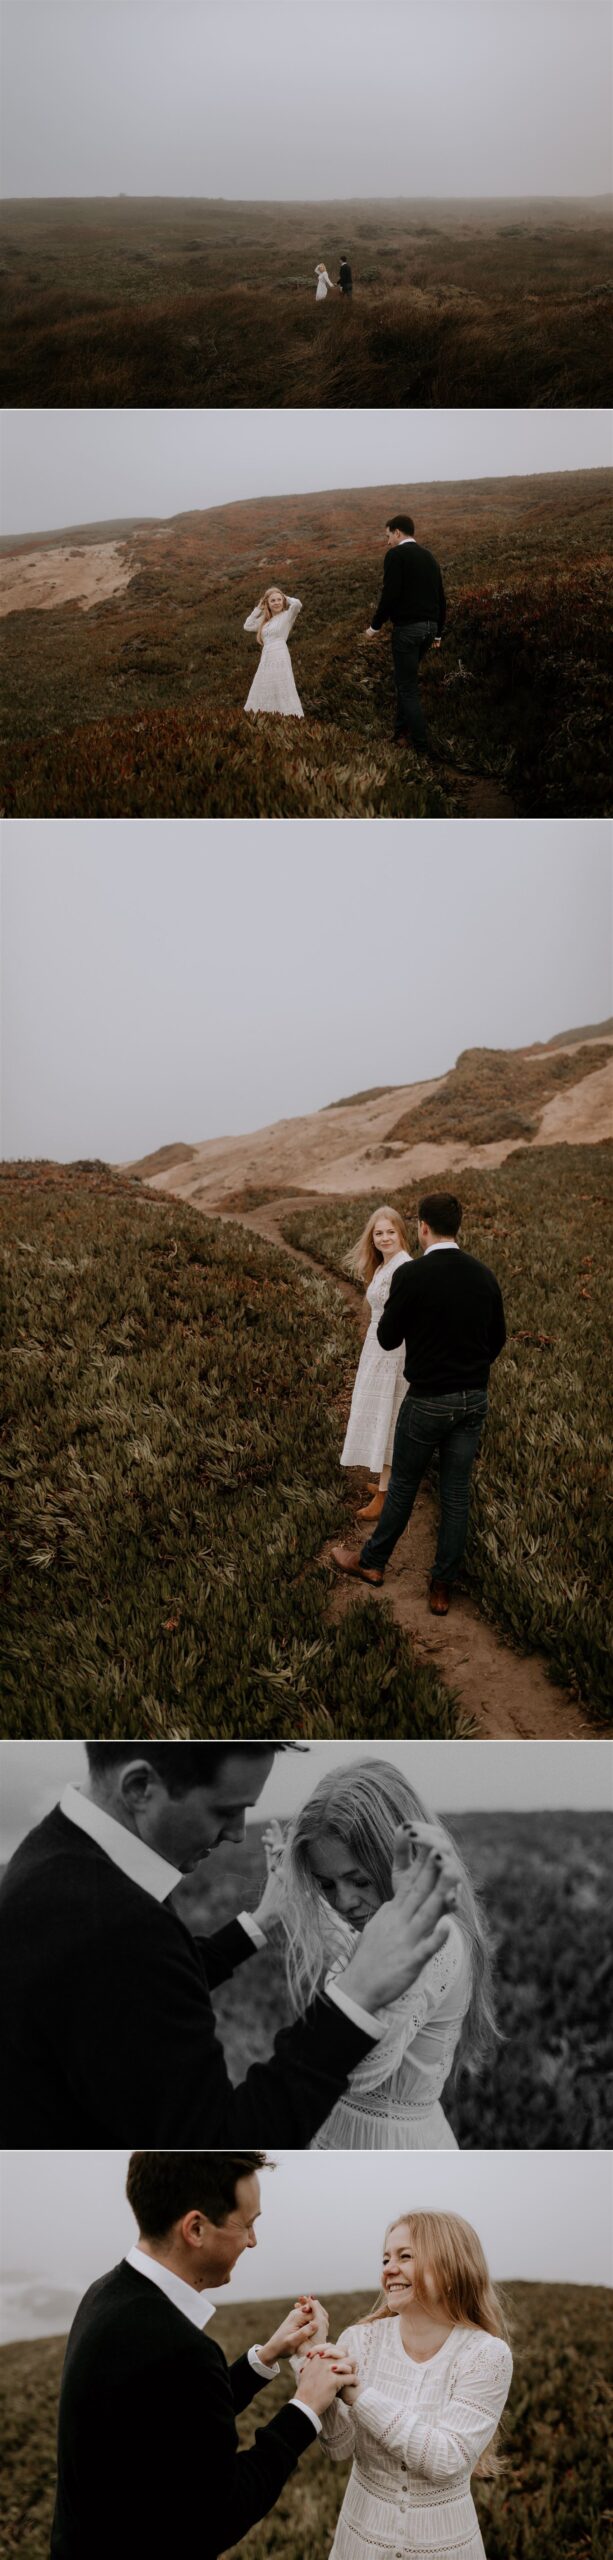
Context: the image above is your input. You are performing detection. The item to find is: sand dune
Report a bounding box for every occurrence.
[125,1035,613,1209]
[0,540,136,616]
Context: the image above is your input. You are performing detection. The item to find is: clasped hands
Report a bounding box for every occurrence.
[257,2297,359,2416]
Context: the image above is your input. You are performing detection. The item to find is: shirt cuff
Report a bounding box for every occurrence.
[324,1973,384,2040]
[238,1910,268,1950]
[248,2345,280,2380]
[292,2398,322,2435]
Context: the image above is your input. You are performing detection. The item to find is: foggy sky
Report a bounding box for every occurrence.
[2,407,611,540]
[2,821,611,1162]
[3,2,611,199]
[2,2151,610,2310]
[2,1739,609,1864]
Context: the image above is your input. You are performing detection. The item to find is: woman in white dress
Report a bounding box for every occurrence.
[296,2209,513,2560]
[342,1206,412,1523]
[315,262,335,299]
[255,1759,497,2150]
[243,586,304,717]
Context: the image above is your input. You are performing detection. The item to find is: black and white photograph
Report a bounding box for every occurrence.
[1,1737,611,2152]
[1,2145,611,2560]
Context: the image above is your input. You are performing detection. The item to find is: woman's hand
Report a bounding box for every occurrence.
[301,2343,361,2406]
[249,1821,288,1935]
[392,1818,463,1900]
[258,2297,327,2365]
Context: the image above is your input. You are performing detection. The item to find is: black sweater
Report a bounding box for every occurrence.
[377,1248,506,1395]
[371,540,446,633]
[50,2258,315,2560]
[0,1808,373,2144]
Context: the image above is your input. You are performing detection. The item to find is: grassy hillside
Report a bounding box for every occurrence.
[1,471,611,818]
[0,1163,459,1740]
[200,1812,613,2150]
[387,1042,612,1148]
[2,2284,612,2560]
[280,1143,613,1721]
[1,195,612,407]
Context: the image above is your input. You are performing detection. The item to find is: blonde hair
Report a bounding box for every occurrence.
[275,1759,498,2079]
[254,586,289,645]
[367,2209,510,2477]
[345,1204,410,1288]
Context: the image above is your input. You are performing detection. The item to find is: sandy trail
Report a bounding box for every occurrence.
[0,541,136,616]
[203,1193,594,1742]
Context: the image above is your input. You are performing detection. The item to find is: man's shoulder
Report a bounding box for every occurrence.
[459,1248,500,1288]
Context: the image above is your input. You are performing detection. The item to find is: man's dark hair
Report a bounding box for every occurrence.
[126,2151,271,2238]
[386,513,415,536]
[85,1742,292,1796]
[418,1192,463,1237]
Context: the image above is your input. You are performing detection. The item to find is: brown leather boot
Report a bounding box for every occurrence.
[429,1580,451,1615]
[330,1544,385,1586]
[357,1491,386,1521]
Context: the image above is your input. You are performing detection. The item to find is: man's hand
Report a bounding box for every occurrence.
[249,1821,287,1935]
[338,1839,457,2015]
[294,2350,358,2418]
[301,2343,361,2409]
[433,637,442,650]
[258,2297,328,2365]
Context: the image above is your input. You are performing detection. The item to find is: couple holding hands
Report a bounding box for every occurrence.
[50,2149,513,2560]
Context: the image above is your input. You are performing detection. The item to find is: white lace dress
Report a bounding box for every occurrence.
[311,1913,471,2150]
[316,268,335,299]
[319,2318,513,2558]
[243,599,304,716]
[341,1252,411,1474]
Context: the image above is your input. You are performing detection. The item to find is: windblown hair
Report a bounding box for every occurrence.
[276,1759,498,2080]
[255,586,290,645]
[345,1204,411,1289]
[365,2209,510,2476]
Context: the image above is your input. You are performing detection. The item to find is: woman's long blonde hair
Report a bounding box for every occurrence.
[275,1759,498,2080]
[345,1204,411,1288]
[366,2209,510,2478]
[255,586,290,645]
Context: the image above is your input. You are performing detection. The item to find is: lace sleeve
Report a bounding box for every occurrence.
[243,606,262,631]
[337,1917,470,2096]
[292,2326,363,2464]
[284,597,302,634]
[355,2335,513,2482]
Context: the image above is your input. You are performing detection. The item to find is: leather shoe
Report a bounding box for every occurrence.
[429,1580,451,1615]
[330,1544,385,1586]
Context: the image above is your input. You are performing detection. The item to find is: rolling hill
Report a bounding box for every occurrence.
[1,468,611,817]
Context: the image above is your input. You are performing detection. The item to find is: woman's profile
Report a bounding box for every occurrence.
[243,585,304,717]
[255,1759,497,2148]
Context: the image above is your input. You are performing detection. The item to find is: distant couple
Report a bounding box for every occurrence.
[51,2149,513,2560]
[315,254,353,299]
[243,512,446,749]
[333,1191,506,1613]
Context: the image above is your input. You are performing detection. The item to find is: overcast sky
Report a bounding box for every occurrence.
[2,2150,610,2317]
[2,1739,609,1864]
[2,1,611,198]
[2,408,611,539]
[2,821,611,1162]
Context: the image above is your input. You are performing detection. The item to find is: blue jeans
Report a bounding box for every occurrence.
[391,620,438,747]
[360,1388,488,1583]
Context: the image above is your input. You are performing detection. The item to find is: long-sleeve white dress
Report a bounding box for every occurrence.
[315,267,335,299]
[318,2318,513,2559]
[243,598,304,717]
[311,1911,471,2149]
[341,1251,411,1475]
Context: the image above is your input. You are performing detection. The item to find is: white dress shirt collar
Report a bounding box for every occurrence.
[59,1784,183,1901]
[127,2245,216,2331]
[424,1240,460,1254]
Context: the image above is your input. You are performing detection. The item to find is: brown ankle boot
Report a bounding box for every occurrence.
[357,1490,387,1521]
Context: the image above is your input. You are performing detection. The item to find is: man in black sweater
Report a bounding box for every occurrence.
[51,2148,356,2560]
[332,1191,506,1614]
[365,510,447,749]
[0,1738,455,2142]
[338,255,353,294]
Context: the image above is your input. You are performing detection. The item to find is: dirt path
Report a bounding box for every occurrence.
[209,1195,593,1742]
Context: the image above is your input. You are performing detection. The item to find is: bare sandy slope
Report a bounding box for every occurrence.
[0,541,135,616]
[125,1037,613,1209]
